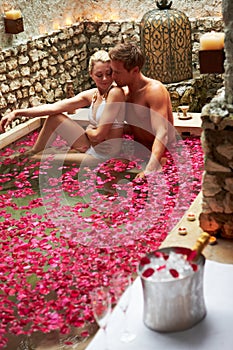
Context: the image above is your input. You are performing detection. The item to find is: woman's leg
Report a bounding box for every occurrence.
[34,152,99,167]
[32,114,90,153]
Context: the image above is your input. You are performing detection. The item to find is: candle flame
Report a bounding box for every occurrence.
[94,13,102,21]
[39,24,47,35]
[53,20,60,30]
[65,16,72,26]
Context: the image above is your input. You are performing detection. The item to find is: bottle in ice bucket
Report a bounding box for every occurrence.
[138,232,210,332]
[190,231,210,261]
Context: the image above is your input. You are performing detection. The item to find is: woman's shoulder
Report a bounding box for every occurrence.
[78,87,96,104]
[107,84,125,100]
[79,87,96,98]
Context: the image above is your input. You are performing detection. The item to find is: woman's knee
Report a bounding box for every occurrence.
[44,113,68,129]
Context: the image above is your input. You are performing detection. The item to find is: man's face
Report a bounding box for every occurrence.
[110,60,131,87]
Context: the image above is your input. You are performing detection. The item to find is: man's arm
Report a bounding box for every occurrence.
[138,83,171,177]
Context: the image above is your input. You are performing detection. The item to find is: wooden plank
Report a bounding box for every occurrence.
[0,110,202,152]
[0,118,42,150]
[71,110,202,135]
[173,112,202,136]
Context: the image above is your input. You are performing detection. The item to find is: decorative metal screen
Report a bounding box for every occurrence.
[141,9,193,83]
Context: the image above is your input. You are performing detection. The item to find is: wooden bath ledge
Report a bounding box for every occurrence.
[72,111,202,136]
[160,191,233,264]
[0,117,42,150]
[0,110,202,151]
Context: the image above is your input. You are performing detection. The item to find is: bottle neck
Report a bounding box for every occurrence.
[191,232,210,260]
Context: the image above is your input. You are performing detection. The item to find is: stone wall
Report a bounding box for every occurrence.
[199,0,233,240]
[0,0,222,49]
[0,18,224,119]
[200,92,233,239]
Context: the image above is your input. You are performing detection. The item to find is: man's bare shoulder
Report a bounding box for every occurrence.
[146,77,166,93]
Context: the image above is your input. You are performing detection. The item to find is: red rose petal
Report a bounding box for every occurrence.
[169,269,179,278]
[187,250,197,261]
[142,268,155,278]
[157,264,166,271]
[154,251,168,260]
[140,256,151,266]
[191,263,198,272]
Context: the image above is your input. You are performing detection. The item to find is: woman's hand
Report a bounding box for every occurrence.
[0,111,17,133]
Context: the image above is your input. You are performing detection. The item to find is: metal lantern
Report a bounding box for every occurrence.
[141,0,193,83]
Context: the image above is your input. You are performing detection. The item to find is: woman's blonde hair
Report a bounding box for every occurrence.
[88,50,110,73]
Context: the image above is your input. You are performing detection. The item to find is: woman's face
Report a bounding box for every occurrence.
[90,61,113,92]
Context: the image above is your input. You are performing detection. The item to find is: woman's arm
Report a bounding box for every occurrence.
[86,87,125,144]
[0,89,94,132]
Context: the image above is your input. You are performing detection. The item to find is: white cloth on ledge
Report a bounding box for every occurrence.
[86,259,233,350]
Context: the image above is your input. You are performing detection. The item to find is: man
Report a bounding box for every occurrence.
[109,42,175,178]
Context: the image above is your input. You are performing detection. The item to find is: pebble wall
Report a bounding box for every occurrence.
[0,17,224,119]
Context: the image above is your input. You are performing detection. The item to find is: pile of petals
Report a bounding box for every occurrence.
[0,132,203,348]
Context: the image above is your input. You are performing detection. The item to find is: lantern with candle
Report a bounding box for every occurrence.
[199,31,225,74]
[140,0,193,83]
[4,9,24,34]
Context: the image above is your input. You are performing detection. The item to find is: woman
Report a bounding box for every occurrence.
[0,50,125,165]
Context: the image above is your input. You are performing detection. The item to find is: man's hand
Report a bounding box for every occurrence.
[135,171,146,179]
[136,156,167,179]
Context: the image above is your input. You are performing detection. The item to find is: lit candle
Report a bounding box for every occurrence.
[39,24,47,35]
[187,212,196,221]
[53,20,60,30]
[178,227,188,236]
[64,15,72,26]
[200,31,225,51]
[5,9,22,20]
[94,13,101,21]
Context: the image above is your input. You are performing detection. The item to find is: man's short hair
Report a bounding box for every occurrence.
[109,42,145,71]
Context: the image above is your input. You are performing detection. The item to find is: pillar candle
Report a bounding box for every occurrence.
[5,9,22,20]
[200,32,225,51]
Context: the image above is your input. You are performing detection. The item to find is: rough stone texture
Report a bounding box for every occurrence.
[200,0,233,239]
[222,0,233,107]
[200,93,233,239]
[0,0,222,49]
[166,75,223,112]
[0,18,224,119]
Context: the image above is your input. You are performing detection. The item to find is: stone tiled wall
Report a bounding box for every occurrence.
[199,0,233,240]
[0,0,222,49]
[0,18,224,118]
[200,92,233,239]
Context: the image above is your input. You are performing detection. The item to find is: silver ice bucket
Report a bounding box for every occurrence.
[138,247,206,332]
